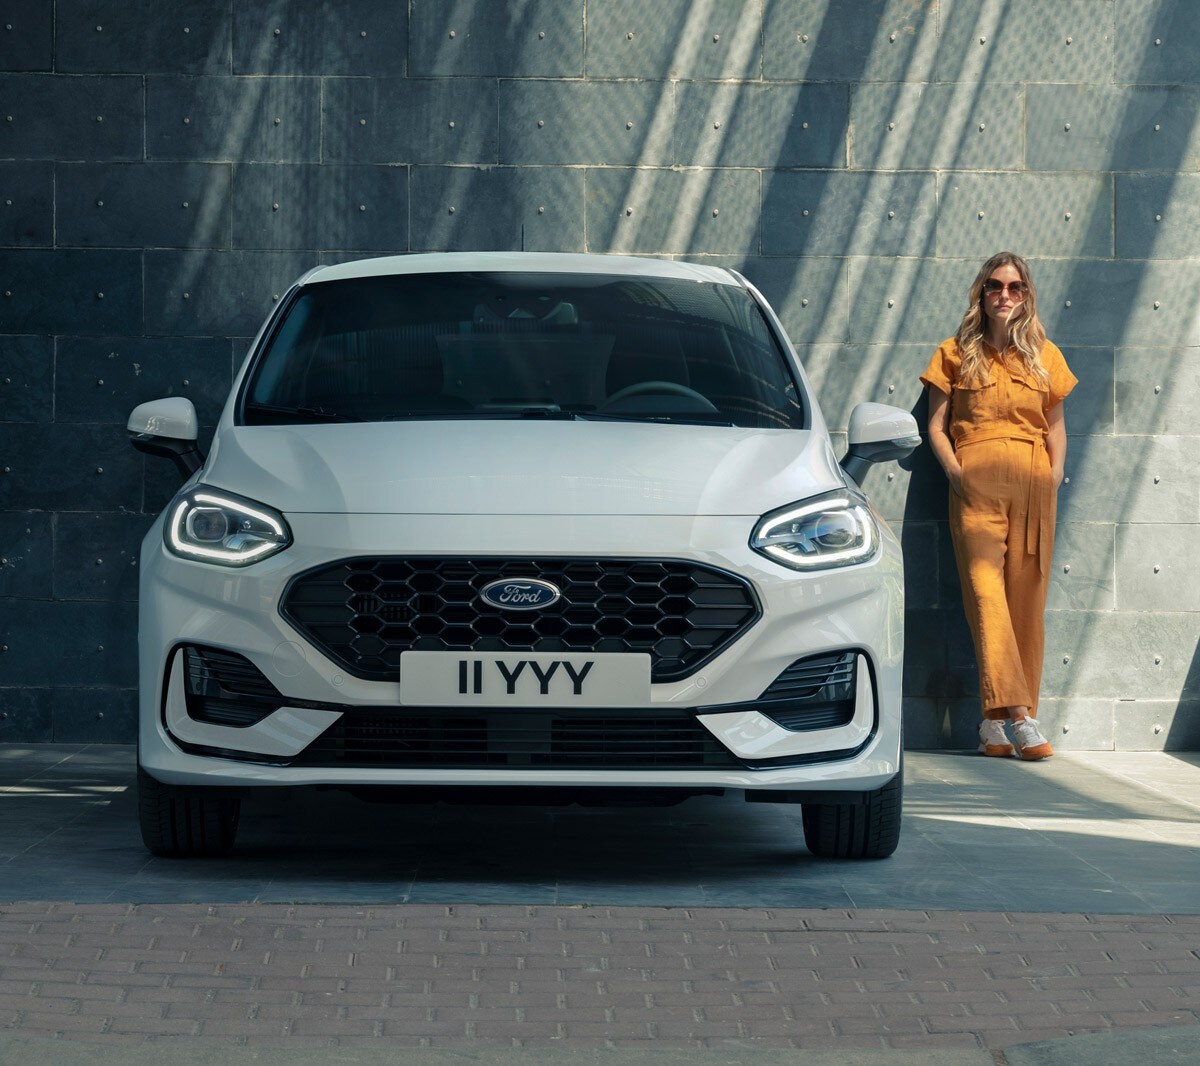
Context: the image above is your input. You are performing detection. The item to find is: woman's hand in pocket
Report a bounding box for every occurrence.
[948,462,965,497]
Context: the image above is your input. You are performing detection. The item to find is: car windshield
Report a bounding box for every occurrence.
[241,271,804,429]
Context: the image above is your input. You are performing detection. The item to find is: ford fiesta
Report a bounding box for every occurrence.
[128,252,919,860]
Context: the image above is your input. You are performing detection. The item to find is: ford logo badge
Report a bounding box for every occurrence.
[479,578,562,611]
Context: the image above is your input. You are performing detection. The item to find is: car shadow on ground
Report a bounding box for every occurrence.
[2,745,1199,913]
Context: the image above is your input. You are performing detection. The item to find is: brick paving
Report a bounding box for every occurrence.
[1,904,1198,1051]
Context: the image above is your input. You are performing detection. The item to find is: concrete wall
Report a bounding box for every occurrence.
[1,0,1198,749]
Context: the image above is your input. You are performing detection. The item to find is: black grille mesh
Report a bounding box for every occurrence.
[282,557,759,683]
[291,709,742,770]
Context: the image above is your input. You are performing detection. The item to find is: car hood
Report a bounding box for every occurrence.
[202,421,847,516]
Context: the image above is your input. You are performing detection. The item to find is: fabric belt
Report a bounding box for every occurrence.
[956,432,1052,574]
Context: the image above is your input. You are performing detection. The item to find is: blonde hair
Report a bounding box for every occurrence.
[955,252,1049,389]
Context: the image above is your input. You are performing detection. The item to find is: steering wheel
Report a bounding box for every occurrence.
[601,380,719,411]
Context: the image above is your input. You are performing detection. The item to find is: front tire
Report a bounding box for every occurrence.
[137,767,241,857]
[801,767,902,860]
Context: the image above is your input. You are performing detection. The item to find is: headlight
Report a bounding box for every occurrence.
[750,491,880,571]
[165,486,291,566]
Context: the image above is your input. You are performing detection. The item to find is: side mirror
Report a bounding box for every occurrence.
[127,397,204,479]
[840,402,922,487]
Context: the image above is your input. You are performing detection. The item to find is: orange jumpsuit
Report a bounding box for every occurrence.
[921,339,1077,719]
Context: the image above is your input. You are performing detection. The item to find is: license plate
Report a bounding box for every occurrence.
[400,651,651,707]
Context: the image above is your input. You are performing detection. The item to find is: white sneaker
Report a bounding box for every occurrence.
[978,719,1015,758]
[1012,716,1053,761]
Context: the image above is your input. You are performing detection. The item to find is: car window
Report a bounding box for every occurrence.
[241,272,805,429]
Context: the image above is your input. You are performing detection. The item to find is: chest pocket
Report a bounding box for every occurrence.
[1007,372,1049,423]
[951,379,997,428]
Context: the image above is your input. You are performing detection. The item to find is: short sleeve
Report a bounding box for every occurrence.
[1043,341,1077,408]
[919,338,960,396]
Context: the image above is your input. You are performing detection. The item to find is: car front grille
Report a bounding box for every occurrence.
[281,557,760,683]
[288,709,742,770]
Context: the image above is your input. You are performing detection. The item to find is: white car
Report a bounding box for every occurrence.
[129,252,919,860]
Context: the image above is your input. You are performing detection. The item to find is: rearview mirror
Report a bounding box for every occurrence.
[840,402,921,487]
[127,397,204,479]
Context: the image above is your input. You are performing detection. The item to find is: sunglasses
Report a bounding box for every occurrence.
[983,279,1027,298]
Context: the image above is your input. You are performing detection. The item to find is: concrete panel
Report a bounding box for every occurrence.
[55,336,232,427]
[1043,611,1200,702]
[1115,523,1200,612]
[233,164,407,252]
[851,84,1023,172]
[500,81,673,166]
[1115,0,1200,86]
[854,440,945,525]
[0,250,142,336]
[0,601,137,686]
[144,250,316,337]
[796,342,929,431]
[1026,85,1200,172]
[934,698,986,749]
[674,83,847,169]
[0,423,142,512]
[410,166,584,254]
[1031,258,1200,348]
[938,0,1115,84]
[1115,346,1200,436]
[937,519,960,611]
[1118,701,1200,752]
[0,335,53,422]
[762,0,939,83]
[1031,699,1115,751]
[1047,522,1116,612]
[586,168,758,255]
[762,172,937,257]
[0,161,53,246]
[848,257,976,346]
[903,607,948,700]
[56,162,232,249]
[0,689,52,741]
[1058,433,1199,525]
[147,76,321,163]
[1115,174,1200,261]
[732,256,848,344]
[323,78,498,165]
[892,520,939,610]
[57,0,231,74]
[233,0,405,76]
[0,74,142,161]
[1058,346,1114,436]
[49,686,137,742]
[937,173,1112,260]
[0,511,52,600]
[0,5,51,71]
[53,512,149,602]
[902,696,944,750]
[410,0,583,78]
[587,0,762,80]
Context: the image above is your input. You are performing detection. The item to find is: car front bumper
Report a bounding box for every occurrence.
[138,511,904,794]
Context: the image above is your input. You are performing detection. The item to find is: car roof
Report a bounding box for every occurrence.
[301,252,744,288]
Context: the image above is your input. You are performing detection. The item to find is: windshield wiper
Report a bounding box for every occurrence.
[245,401,360,423]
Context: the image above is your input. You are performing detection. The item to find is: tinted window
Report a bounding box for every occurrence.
[242,272,803,429]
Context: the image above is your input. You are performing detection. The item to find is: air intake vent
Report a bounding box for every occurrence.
[181,645,281,728]
[756,651,858,732]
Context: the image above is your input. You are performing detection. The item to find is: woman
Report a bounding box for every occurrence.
[920,252,1076,760]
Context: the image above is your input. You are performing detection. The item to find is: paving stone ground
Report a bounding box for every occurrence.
[2,746,1200,1056]
[1,903,1198,1052]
